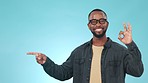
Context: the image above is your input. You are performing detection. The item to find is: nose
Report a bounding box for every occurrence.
[95,22,101,27]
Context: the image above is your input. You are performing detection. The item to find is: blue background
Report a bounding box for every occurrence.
[0,0,147,83]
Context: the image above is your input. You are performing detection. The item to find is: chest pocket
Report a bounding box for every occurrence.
[108,60,121,77]
[74,58,85,75]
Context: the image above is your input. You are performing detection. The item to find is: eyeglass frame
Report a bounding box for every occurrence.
[89,18,108,25]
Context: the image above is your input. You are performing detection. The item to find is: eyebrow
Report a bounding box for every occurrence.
[89,18,107,20]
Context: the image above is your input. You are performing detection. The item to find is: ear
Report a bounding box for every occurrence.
[87,23,91,30]
[107,22,109,28]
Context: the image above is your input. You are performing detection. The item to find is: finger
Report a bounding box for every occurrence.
[36,54,46,64]
[36,53,45,59]
[36,56,45,64]
[118,31,124,40]
[37,58,46,64]
[37,60,43,64]
[27,52,40,56]
[36,55,40,60]
[123,23,127,31]
[127,23,132,32]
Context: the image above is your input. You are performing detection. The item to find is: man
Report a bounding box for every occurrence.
[27,9,144,83]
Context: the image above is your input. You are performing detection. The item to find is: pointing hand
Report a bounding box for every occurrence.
[27,52,47,64]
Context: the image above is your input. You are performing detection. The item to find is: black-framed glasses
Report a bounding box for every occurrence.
[89,18,108,25]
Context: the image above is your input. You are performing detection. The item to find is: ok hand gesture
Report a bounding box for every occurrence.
[118,23,133,44]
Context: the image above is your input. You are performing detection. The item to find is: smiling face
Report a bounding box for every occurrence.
[88,11,109,38]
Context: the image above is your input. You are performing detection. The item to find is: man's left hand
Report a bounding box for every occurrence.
[118,23,133,44]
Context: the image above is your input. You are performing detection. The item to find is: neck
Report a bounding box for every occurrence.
[92,35,107,46]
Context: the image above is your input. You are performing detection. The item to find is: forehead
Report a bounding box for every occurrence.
[89,11,106,20]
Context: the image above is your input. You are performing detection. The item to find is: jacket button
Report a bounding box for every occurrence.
[89,59,91,61]
[86,77,89,81]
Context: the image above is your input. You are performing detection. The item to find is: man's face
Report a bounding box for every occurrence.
[88,11,108,38]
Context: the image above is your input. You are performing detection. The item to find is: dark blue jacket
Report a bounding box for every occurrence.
[42,38,144,83]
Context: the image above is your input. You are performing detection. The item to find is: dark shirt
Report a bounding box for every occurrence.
[42,38,144,83]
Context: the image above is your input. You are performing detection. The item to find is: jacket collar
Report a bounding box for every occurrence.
[88,37,112,48]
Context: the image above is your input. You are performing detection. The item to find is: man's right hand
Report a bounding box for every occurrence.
[27,52,47,64]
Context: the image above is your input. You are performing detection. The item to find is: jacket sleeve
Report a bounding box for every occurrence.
[124,41,144,77]
[41,53,74,81]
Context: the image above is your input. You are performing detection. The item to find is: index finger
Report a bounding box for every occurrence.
[27,52,40,56]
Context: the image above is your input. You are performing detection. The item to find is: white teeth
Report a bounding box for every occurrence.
[95,28,102,32]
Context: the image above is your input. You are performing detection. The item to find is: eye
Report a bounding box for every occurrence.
[89,19,97,25]
[99,19,107,24]
[91,20,97,24]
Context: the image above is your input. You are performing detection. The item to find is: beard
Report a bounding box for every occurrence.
[91,29,107,38]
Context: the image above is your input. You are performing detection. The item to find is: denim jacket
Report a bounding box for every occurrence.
[42,38,144,83]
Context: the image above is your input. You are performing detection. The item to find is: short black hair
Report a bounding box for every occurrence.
[88,9,107,20]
